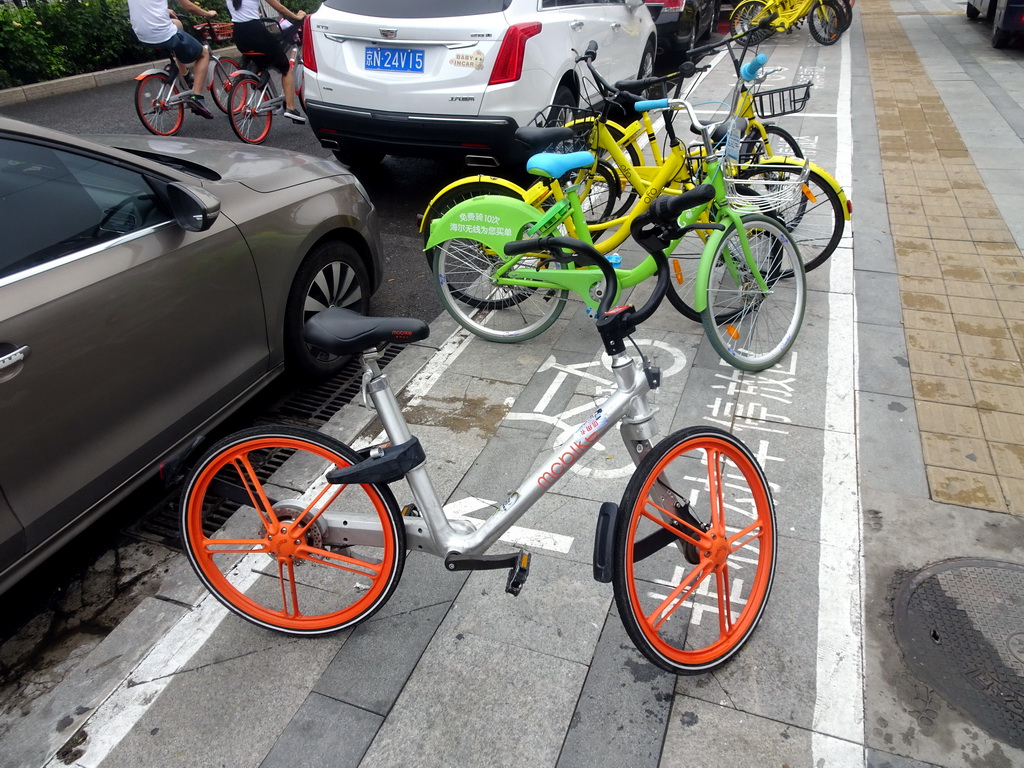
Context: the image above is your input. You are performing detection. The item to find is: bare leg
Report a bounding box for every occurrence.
[283,67,296,111]
[170,18,189,79]
[192,46,211,98]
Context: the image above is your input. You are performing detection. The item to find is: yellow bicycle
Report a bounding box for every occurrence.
[421,33,849,275]
[731,0,849,46]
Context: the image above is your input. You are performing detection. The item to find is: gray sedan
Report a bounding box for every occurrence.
[0,117,382,594]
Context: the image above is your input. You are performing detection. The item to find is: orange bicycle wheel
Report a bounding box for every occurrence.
[135,72,184,136]
[180,426,405,634]
[613,426,776,674]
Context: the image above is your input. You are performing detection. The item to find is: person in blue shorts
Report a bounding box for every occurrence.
[128,0,218,119]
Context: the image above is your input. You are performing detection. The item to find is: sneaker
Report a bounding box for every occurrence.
[187,93,214,120]
[283,107,306,124]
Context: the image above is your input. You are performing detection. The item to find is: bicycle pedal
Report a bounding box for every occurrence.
[505,550,531,596]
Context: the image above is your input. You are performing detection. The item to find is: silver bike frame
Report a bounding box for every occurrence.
[358,347,660,557]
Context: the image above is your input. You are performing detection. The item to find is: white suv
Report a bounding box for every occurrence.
[301,0,656,169]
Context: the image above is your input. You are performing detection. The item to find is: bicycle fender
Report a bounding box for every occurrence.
[419,175,531,234]
[424,195,541,255]
[761,155,851,221]
[228,68,261,80]
[592,501,620,584]
[134,68,168,80]
[690,225,730,314]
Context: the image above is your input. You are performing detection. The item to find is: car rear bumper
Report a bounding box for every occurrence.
[305,100,527,165]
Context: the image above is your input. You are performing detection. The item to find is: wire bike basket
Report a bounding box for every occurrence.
[194,21,235,42]
[530,104,602,153]
[752,82,813,119]
[724,162,811,215]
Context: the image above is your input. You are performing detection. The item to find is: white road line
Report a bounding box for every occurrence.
[812,31,866,767]
[44,566,258,768]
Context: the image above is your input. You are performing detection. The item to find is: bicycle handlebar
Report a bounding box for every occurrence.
[505,237,619,319]
[740,52,768,82]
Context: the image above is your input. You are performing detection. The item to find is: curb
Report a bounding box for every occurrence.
[0,46,241,109]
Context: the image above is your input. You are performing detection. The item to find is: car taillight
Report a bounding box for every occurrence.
[302,16,317,73]
[489,22,541,85]
[663,0,684,9]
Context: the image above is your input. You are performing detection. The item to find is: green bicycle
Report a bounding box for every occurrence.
[425,84,807,372]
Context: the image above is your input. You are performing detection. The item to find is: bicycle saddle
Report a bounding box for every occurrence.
[514,126,575,153]
[695,117,749,142]
[304,307,429,356]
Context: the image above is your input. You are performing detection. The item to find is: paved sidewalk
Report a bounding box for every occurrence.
[864,0,1024,515]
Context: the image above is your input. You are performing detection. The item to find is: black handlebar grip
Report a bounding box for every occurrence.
[585,40,599,61]
[645,185,717,227]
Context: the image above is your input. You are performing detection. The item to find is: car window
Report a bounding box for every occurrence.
[0,138,169,282]
[321,0,511,16]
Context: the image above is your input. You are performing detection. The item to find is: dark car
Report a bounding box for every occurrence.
[0,117,382,594]
[645,0,722,53]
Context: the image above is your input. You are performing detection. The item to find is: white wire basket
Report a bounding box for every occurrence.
[723,162,811,214]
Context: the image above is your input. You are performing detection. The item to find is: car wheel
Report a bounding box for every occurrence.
[681,15,699,53]
[546,84,577,125]
[965,2,980,18]
[638,40,656,80]
[285,240,372,378]
[992,25,1011,48]
[332,146,385,171]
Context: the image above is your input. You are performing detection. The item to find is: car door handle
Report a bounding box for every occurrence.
[0,346,29,382]
[0,345,30,373]
[570,20,584,30]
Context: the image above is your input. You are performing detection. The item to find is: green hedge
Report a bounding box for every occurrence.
[0,0,323,89]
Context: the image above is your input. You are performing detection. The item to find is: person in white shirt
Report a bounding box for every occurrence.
[227,0,307,123]
[128,0,218,119]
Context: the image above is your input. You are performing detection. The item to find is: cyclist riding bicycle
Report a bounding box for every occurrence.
[127,0,218,119]
[227,0,307,124]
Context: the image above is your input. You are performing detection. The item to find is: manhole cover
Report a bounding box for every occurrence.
[894,558,1024,748]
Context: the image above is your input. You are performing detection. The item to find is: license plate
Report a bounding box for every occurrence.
[364,46,425,73]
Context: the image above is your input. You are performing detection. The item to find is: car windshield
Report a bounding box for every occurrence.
[321,0,511,17]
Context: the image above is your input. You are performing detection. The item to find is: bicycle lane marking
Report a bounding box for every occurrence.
[811,31,865,766]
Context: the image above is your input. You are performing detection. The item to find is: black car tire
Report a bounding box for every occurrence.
[285,240,372,378]
[547,84,577,125]
[965,2,980,19]
[992,24,1011,47]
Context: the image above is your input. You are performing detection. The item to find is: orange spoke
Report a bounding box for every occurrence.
[202,537,270,555]
[277,558,302,618]
[706,448,726,531]
[231,455,279,531]
[295,481,347,537]
[728,519,764,551]
[640,500,706,545]
[716,565,735,636]
[296,546,382,578]
[648,563,713,632]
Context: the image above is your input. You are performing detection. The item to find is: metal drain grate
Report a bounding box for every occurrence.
[894,558,1024,748]
[126,346,399,548]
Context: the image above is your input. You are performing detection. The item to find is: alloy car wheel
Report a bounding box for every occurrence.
[285,240,372,377]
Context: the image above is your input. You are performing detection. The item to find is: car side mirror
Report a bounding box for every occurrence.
[166,182,220,232]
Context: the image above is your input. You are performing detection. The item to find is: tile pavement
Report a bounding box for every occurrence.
[862,0,1024,514]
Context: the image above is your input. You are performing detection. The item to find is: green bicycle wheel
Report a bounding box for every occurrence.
[431,235,568,343]
[702,213,806,371]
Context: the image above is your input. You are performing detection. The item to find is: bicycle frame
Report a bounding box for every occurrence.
[347,342,659,556]
[425,108,767,315]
